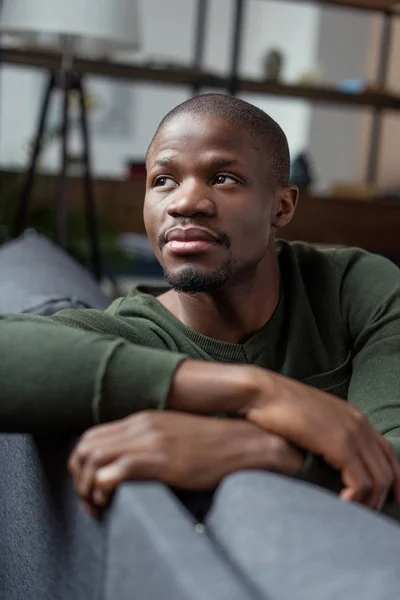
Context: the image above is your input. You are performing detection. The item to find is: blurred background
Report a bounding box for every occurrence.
[1,0,400,289]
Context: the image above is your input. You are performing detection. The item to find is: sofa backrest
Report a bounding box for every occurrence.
[0,234,109,315]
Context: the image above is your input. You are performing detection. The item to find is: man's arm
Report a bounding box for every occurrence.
[0,314,186,434]
[340,251,400,458]
[68,410,304,516]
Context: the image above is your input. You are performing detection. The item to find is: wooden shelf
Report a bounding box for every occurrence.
[239,79,400,109]
[1,46,226,87]
[2,46,400,111]
[316,0,399,11]
[278,0,400,12]
[279,194,400,258]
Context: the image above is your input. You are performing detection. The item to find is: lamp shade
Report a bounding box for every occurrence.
[0,0,141,57]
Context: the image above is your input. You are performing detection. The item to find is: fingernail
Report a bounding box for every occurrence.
[93,488,106,505]
[96,465,118,482]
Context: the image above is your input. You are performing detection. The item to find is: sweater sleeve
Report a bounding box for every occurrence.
[296,251,400,520]
[0,313,186,435]
[341,251,400,459]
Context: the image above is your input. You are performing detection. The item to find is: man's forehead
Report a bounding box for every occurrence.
[148,113,258,161]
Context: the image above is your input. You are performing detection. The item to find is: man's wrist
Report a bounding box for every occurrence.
[167,360,266,415]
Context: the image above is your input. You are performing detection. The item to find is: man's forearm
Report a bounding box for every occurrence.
[167,360,264,415]
[0,315,185,434]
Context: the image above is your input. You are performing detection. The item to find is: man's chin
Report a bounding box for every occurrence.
[163,265,231,294]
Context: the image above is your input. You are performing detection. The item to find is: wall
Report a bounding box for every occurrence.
[239,0,320,160]
[359,14,400,189]
[0,0,320,178]
[307,6,373,193]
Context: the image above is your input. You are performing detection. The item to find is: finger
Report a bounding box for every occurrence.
[379,437,400,503]
[79,411,158,443]
[340,452,372,505]
[68,442,88,479]
[356,431,394,511]
[92,488,108,507]
[75,448,118,503]
[68,417,135,476]
[94,455,163,505]
[68,426,139,482]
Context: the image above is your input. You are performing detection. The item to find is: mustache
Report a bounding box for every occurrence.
[158,220,231,251]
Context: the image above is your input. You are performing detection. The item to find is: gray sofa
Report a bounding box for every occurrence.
[0,234,260,600]
[2,234,400,600]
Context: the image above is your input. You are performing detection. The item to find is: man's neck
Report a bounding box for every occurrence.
[158,253,280,344]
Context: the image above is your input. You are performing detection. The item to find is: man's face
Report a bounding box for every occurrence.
[144,113,277,293]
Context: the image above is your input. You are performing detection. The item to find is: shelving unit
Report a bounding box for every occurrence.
[2,0,400,183]
[298,0,399,12]
[2,0,400,259]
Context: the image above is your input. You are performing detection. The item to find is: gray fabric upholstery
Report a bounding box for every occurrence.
[0,234,109,314]
[207,472,400,600]
[0,435,104,600]
[104,484,260,600]
[0,435,259,600]
[0,235,259,599]
[3,234,400,599]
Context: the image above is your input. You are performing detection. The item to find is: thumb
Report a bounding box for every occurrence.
[95,455,160,496]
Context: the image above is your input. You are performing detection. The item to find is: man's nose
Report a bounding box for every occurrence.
[166,181,215,218]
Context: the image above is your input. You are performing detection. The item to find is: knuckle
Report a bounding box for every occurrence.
[74,442,91,461]
[356,480,372,498]
[269,435,291,458]
[134,410,160,431]
[87,447,105,467]
[348,410,369,436]
[382,471,394,489]
[351,410,369,427]
[115,456,134,477]
[333,428,354,455]
[378,480,391,496]
[383,438,397,462]
[146,429,168,453]
[80,427,98,443]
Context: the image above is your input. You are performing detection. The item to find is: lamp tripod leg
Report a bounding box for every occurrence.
[78,76,102,281]
[56,69,71,249]
[13,72,55,238]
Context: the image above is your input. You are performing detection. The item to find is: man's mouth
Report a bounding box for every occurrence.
[164,227,221,255]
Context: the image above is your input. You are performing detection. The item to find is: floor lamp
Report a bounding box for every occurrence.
[0,0,141,280]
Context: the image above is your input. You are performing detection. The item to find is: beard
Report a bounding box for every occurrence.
[163,258,236,293]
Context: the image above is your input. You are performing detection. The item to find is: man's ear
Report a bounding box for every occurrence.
[272,186,299,230]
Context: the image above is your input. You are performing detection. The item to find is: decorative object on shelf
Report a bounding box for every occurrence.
[338,79,368,94]
[331,182,375,200]
[290,152,314,192]
[297,67,323,86]
[263,49,284,82]
[0,0,141,280]
[125,161,147,180]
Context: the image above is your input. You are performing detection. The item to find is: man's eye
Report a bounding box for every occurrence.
[154,176,176,187]
[213,174,239,185]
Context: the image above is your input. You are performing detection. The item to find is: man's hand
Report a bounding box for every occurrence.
[246,368,400,511]
[68,410,303,515]
[169,361,400,511]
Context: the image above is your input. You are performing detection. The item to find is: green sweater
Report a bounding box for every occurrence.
[1,241,400,515]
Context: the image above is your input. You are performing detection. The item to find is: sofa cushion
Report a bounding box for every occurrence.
[0,234,110,315]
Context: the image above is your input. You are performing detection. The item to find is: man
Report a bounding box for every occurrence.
[1,94,400,520]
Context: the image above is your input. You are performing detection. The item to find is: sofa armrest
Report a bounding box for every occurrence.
[0,434,103,600]
[104,482,261,600]
[0,434,261,600]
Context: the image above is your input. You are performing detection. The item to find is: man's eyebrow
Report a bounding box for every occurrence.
[150,156,239,169]
[209,157,238,167]
[151,157,175,168]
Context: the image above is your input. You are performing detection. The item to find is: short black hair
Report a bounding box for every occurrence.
[147,93,290,187]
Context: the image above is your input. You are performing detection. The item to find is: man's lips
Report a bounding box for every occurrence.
[165,226,220,243]
[164,227,221,255]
